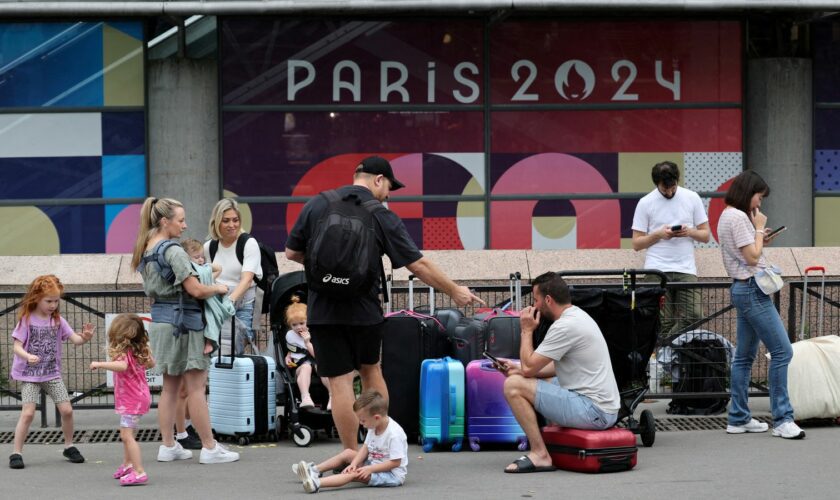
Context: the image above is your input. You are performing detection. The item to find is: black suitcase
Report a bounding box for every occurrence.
[381,277,450,440]
[452,316,486,367]
[480,309,522,359]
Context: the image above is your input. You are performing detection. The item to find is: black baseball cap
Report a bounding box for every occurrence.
[356,156,405,190]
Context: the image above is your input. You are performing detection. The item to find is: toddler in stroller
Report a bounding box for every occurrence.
[284,295,332,410]
[271,271,336,447]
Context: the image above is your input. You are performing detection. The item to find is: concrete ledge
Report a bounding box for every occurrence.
[0,247,838,290]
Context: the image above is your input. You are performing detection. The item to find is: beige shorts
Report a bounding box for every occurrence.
[20,379,70,404]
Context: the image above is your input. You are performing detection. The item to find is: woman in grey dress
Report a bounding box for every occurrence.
[130,197,240,464]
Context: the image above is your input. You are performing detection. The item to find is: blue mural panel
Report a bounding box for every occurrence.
[0,22,104,107]
[102,112,145,155]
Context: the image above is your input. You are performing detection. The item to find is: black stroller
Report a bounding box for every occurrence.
[269,270,334,447]
[556,269,667,447]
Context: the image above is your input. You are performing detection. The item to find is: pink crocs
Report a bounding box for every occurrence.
[119,470,148,486]
[113,464,133,479]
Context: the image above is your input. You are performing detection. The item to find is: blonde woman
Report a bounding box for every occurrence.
[204,198,263,355]
[131,197,240,464]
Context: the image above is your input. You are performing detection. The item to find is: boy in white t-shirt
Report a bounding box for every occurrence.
[295,390,408,493]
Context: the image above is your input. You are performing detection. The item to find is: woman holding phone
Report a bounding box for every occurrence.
[716,171,804,440]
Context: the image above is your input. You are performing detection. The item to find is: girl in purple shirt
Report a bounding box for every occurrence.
[9,275,95,470]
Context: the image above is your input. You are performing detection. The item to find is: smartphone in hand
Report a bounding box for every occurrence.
[671,224,683,231]
[482,351,507,372]
[767,226,787,238]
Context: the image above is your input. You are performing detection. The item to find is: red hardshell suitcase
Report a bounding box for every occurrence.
[541,426,637,473]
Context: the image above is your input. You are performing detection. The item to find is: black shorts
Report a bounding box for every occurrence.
[308,322,384,378]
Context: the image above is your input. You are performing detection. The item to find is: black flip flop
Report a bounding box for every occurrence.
[504,455,556,474]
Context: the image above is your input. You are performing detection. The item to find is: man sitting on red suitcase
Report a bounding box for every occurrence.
[500,271,620,473]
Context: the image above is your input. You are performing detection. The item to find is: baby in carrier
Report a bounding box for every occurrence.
[285,296,331,409]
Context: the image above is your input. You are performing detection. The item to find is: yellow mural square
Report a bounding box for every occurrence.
[815,198,840,246]
[618,153,685,193]
[104,25,144,106]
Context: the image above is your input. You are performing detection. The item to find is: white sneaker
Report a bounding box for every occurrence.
[300,395,315,408]
[157,442,193,462]
[297,460,321,493]
[772,421,806,439]
[292,461,319,478]
[326,398,332,411]
[199,442,240,464]
[726,418,769,434]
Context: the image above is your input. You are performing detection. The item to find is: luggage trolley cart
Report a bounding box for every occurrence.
[556,269,668,447]
[799,266,826,341]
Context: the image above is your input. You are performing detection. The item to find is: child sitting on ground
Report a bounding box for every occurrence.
[295,390,408,493]
[284,295,330,409]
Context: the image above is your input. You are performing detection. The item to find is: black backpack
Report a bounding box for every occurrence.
[666,337,730,415]
[209,233,279,314]
[305,189,387,301]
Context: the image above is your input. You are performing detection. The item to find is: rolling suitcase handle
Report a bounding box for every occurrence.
[408,274,415,311]
[556,269,668,289]
[799,266,826,341]
[385,274,393,315]
[214,316,238,369]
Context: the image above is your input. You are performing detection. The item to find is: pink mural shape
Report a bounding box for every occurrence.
[106,204,141,253]
[490,153,619,249]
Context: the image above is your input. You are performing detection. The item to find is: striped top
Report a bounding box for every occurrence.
[717,206,767,280]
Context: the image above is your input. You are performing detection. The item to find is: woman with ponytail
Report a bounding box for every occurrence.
[132,197,240,464]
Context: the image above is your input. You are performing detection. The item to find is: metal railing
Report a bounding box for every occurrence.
[2,276,837,426]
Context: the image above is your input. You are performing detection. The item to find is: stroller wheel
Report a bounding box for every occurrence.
[640,409,656,447]
[293,425,313,447]
[357,426,366,444]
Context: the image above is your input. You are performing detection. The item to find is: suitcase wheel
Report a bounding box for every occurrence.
[292,425,313,447]
[640,409,656,447]
[469,436,480,452]
[422,438,435,453]
[238,436,250,446]
[451,439,462,453]
[517,436,529,452]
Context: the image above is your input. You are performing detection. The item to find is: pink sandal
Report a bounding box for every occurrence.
[119,470,148,486]
[113,464,133,479]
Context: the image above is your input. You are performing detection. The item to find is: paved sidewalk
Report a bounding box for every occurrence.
[2,398,838,499]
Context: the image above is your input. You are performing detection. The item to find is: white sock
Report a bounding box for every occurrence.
[176,431,188,440]
[185,419,192,428]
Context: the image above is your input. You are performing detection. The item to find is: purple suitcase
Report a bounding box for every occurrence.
[465,359,528,451]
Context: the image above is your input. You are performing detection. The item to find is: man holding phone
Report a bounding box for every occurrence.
[500,272,620,474]
[631,161,710,334]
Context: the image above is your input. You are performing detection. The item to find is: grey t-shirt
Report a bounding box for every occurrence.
[535,305,621,414]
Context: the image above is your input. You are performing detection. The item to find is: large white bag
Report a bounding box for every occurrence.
[787,335,840,420]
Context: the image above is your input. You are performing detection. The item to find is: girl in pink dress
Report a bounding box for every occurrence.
[91,314,155,486]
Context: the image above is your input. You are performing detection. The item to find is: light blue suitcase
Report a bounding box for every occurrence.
[209,320,277,444]
[419,356,465,452]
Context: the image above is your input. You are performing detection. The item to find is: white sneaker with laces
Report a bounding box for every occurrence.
[297,460,321,493]
[292,461,319,477]
[772,421,806,439]
[157,442,193,462]
[726,418,769,434]
[199,442,240,464]
[300,395,315,408]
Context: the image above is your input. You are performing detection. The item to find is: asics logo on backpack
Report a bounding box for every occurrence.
[322,274,350,285]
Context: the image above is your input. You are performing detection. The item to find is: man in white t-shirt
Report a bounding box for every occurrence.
[500,272,620,474]
[632,161,710,334]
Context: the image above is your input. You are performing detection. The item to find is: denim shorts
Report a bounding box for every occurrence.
[535,378,617,430]
[367,470,403,487]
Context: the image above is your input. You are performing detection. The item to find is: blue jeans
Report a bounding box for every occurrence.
[535,378,618,430]
[234,297,256,355]
[729,279,794,427]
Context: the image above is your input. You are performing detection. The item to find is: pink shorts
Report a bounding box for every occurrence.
[119,414,142,429]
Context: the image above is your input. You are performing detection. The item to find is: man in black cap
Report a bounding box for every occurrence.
[285,155,485,451]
